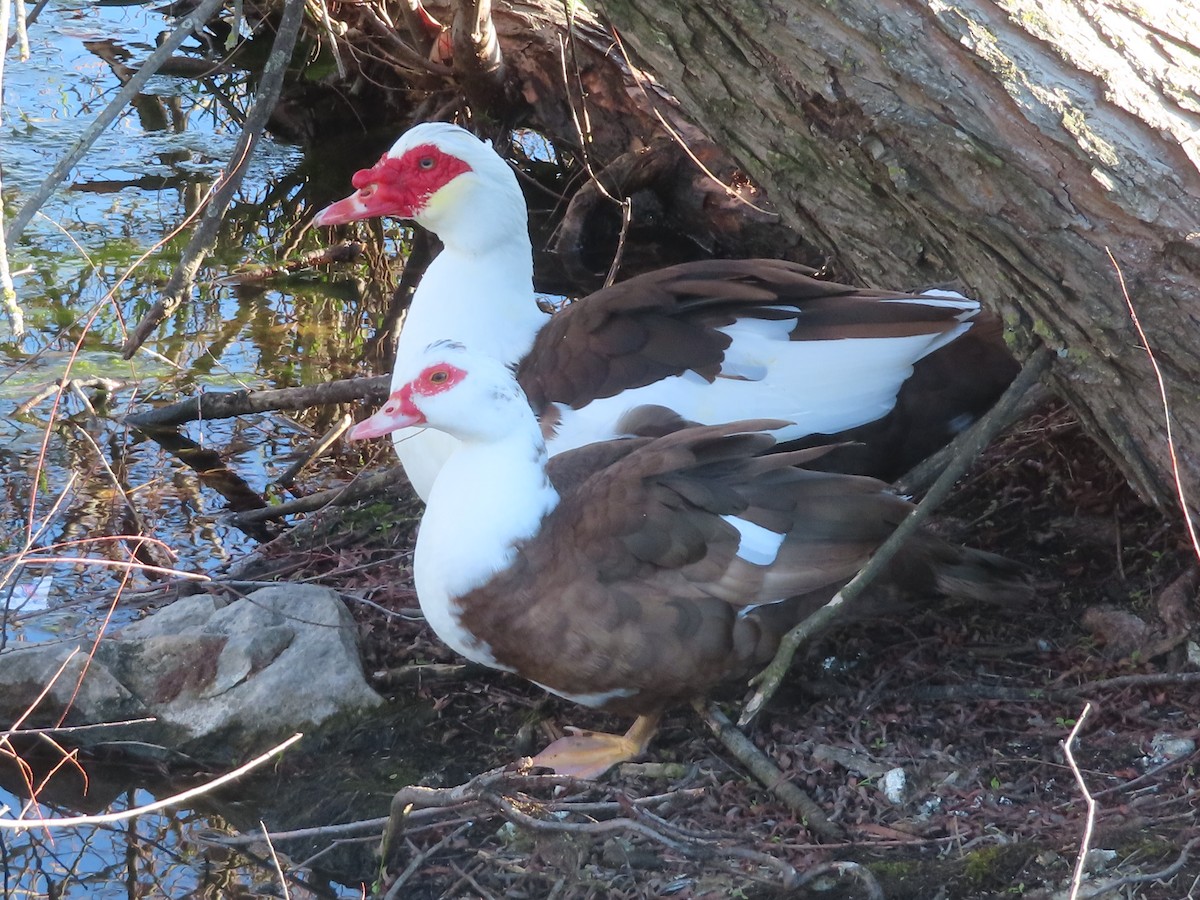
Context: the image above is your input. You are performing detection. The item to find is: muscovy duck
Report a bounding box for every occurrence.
[349,341,1028,776]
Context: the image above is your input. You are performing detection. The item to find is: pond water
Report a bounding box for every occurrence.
[1,0,392,635]
[1,2,402,895]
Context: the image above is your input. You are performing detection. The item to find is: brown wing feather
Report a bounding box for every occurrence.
[516,259,970,413]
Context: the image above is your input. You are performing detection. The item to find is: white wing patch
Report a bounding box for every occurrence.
[722,514,786,566]
[533,682,638,708]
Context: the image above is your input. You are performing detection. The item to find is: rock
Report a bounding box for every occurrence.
[880,767,908,805]
[1145,733,1196,767]
[1080,606,1149,658]
[0,586,383,762]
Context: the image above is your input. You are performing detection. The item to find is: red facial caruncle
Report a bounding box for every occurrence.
[349,144,472,218]
[349,360,468,441]
[398,360,469,411]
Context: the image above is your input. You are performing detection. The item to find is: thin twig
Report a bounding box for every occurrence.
[1108,248,1200,561]
[1078,836,1200,899]
[311,0,345,79]
[384,821,472,900]
[1,718,157,738]
[606,25,774,216]
[485,790,800,887]
[121,0,306,358]
[275,413,353,487]
[739,347,1053,727]
[230,465,411,525]
[795,861,884,900]
[261,820,292,900]
[4,0,228,244]
[1064,702,1095,900]
[0,733,303,829]
[359,4,452,76]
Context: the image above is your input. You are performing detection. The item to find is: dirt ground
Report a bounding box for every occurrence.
[234,397,1199,899]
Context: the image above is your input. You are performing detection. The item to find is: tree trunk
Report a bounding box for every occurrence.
[593,0,1200,516]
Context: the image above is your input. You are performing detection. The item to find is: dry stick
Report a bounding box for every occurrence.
[13,0,27,60]
[230,464,410,526]
[0,0,11,129]
[699,702,842,841]
[5,0,42,53]
[260,820,292,900]
[556,27,632,284]
[311,0,345,80]
[4,0,227,245]
[124,374,389,428]
[485,789,801,888]
[606,26,774,217]
[210,789,702,849]
[359,4,452,76]
[1078,835,1200,900]
[1064,703,1096,900]
[275,413,353,488]
[1108,248,1200,560]
[0,162,21,337]
[120,0,305,359]
[795,861,884,900]
[0,0,23,337]
[1064,670,1200,694]
[894,383,1051,497]
[0,733,303,829]
[384,821,474,900]
[738,347,1054,728]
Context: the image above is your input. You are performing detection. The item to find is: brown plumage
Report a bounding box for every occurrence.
[458,414,1025,719]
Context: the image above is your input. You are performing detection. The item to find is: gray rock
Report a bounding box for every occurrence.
[0,586,383,761]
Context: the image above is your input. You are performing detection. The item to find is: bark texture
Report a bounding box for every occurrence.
[593,0,1200,514]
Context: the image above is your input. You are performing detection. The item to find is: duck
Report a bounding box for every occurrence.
[348,341,1028,778]
[315,122,1017,499]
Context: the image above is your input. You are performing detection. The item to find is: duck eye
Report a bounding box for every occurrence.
[418,156,435,170]
[429,370,449,384]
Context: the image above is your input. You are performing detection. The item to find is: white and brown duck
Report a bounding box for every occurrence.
[317,122,1017,498]
[349,341,1027,778]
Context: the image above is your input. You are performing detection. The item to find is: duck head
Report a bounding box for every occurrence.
[313,123,526,247]
[349,342,529,444]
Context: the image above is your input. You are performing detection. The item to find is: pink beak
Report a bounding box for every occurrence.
[349,396,424,440]
[314,187,392,227]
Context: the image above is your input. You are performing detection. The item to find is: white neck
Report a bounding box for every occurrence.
[395,165,546,366]
[396,236,545,367]
[412,421,559,665]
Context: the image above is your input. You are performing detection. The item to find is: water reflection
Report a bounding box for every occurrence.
[0,748,364,898]
[0,1,389,625]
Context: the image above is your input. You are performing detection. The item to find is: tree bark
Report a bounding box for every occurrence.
[594,0,1200,516]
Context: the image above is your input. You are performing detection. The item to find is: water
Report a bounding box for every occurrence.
[1,0,386,633]
[1,3,398,894]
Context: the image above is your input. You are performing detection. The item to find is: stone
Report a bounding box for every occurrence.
[0,586,383,762]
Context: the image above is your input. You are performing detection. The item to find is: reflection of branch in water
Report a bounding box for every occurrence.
[219,242,363,285]
[68,176,193,195]
[136,426,275,543]
[120,0,306,358]
[5,0,229,245]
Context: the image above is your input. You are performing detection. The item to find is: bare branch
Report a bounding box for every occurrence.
[124,375,389,429]
[121,0,306,358]
[1064,703,1096,900]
